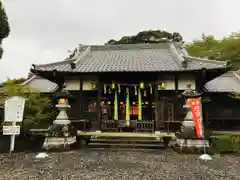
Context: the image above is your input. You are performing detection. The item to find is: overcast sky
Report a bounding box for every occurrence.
[0,0,239,82]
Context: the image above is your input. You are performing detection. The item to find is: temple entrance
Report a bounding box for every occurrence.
[117,86,154,121]
[81,84,156,132]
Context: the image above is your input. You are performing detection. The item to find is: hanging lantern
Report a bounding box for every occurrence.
[144,90,147,97]
[134,86,137,95]
[161,81,165,89]
[118,84,121,93]
[158,81,165,90]
[149,84,152,94]
[140,82,144,89]
[112,82,115,89]
[104,84,107,94]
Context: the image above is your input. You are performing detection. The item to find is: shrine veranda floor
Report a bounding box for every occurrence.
[0,149,239,180]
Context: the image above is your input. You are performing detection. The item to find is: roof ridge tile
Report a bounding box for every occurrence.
[183,55,229,65]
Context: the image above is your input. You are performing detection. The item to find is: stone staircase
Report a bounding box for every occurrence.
[80,136,170,149]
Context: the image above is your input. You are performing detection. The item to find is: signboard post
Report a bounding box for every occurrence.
[3,96,26,153]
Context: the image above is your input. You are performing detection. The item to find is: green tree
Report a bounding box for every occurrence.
[105,30,183,45]
[0,1,10,59]
[0,78,57,131]
[186,32,240,70]
[1,77,26,86]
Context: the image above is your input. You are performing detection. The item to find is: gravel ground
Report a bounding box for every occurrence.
[0,149,239,180]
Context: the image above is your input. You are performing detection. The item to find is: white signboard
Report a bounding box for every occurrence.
[4,96,26,122]
[3,125,20,135]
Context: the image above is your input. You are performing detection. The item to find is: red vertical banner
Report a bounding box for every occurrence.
[189,98,203,137]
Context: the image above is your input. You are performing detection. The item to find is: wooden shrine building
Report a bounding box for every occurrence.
[31,43,231,133]
[204,70,240,130]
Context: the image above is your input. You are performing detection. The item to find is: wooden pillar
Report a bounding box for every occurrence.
[174,74,179,121]
[78,79,83,119]
[148,86,153,120]
[201,68,208,132]
[96,80,102,131]
[154,83,160,131]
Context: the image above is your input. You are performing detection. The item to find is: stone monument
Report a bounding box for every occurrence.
[42,84,76,150]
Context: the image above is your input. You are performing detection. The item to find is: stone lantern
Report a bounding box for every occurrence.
[178,84,203,138]
[42,84,76,150]
[174,84,210,153]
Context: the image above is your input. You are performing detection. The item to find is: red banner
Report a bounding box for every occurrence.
[188,98,203,137]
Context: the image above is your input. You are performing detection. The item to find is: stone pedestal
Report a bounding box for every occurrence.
[43,136,76,150]
[42,99,77,151]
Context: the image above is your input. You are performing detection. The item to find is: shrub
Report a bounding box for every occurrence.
[211,134,240,153]
[0,80,58,132]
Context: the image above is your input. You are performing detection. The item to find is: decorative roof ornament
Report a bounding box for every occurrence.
[181,84,202,98]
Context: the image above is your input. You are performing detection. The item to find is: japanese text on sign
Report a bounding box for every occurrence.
[189,98,203,137]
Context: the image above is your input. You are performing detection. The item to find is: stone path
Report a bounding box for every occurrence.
[0,149,239,180]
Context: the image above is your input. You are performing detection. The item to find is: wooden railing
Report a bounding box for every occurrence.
[100,120,155,132]
[101,120,118,132]
[135,120,155,133]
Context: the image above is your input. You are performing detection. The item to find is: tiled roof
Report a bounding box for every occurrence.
[204,70,240,92]
[22,75,59,93]
[32,43,230,73]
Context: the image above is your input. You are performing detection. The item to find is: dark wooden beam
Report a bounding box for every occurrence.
[154,83,160,131]
[79,79,83,119]
[174,74,179,121]
[96,80,102,130]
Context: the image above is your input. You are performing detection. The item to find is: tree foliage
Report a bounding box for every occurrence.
[1,77,26,86]
[186,32,240,70]
[0,78,57,131]
[0,1,10,59]
[106,30,183,45]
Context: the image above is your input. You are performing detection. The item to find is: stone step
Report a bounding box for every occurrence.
[90,139,162,144]
[88,142,165,149]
